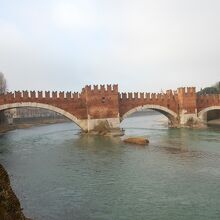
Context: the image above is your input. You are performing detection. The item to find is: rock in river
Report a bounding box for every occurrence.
[123,137,149,145]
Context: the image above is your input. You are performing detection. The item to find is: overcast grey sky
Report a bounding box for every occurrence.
[0,0,219,92]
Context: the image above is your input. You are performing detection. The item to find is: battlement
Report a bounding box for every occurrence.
[177,87,196,95]
[119,90,176,101]
[3,91,82,100]
[84,84,118,94]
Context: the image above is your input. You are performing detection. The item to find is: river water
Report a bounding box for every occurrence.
[0,113,220,220]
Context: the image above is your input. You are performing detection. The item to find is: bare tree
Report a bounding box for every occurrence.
[0,72,7,94]
[0,72,7,124]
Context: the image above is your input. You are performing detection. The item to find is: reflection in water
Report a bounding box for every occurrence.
[0,113,220,220]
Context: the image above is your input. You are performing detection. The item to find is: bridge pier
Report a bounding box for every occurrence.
[86,117,120,132]
[177,87,203,127]
[80,117,122,135]
[81,85,122,134]
[179,113,202,127]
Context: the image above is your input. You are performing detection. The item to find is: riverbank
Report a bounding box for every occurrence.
[0,118,69,134]
[0,125,16,133]
[14,118,69,129]
[0,164,31,220]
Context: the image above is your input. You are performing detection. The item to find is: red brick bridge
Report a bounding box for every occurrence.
[0,85,220,131]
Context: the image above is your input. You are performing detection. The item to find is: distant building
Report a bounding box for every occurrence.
[12,107,61,119]
[4,107,65,125]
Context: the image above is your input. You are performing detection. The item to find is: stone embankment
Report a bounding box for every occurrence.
[0,164,31,220]
[0,125,15,133]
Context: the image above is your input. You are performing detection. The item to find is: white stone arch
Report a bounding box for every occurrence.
[198,106,220,122]
[0,102,87,131]
[121,104,178,125]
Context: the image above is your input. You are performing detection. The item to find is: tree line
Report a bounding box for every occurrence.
[197,81,220,95]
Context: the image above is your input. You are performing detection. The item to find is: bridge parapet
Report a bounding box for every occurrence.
[15,91,22,98]
[30,91,36,98]
[22,91,29,98]
[38,91,43,98]
[177,87,196,96]
[81,84,119,120]
[0,90,88,122]
[119,91,176,102]
[1,91,84,101]
[52,91,57,98]
[84,84,118,94]
[119,89,179,121]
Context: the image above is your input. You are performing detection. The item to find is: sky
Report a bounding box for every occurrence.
[0,0,219,93]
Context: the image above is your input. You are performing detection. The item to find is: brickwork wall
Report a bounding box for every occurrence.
[177,87,197,114]
[83,84,119,119]
[0,90,87,119]
[119,90,179,117]
[0,85,220,122]
[197,94,220,112]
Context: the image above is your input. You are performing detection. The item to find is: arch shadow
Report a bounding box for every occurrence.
[198,106,220,123]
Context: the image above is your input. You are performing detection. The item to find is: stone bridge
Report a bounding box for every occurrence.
[0,85,220,131]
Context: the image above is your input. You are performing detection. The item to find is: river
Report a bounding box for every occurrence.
[0,113,220,220]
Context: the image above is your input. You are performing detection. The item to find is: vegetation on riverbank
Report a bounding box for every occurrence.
[0,73,8,128]
[0,164,31,220]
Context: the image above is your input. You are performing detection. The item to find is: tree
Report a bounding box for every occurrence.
[198,81,220,95]
[213,81,220,92]
[0,72,7,94]
[0,72,7,125]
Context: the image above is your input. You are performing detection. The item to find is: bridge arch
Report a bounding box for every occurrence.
[121,104,178,126]
[198,106,220,123]
[0,102,87,131]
